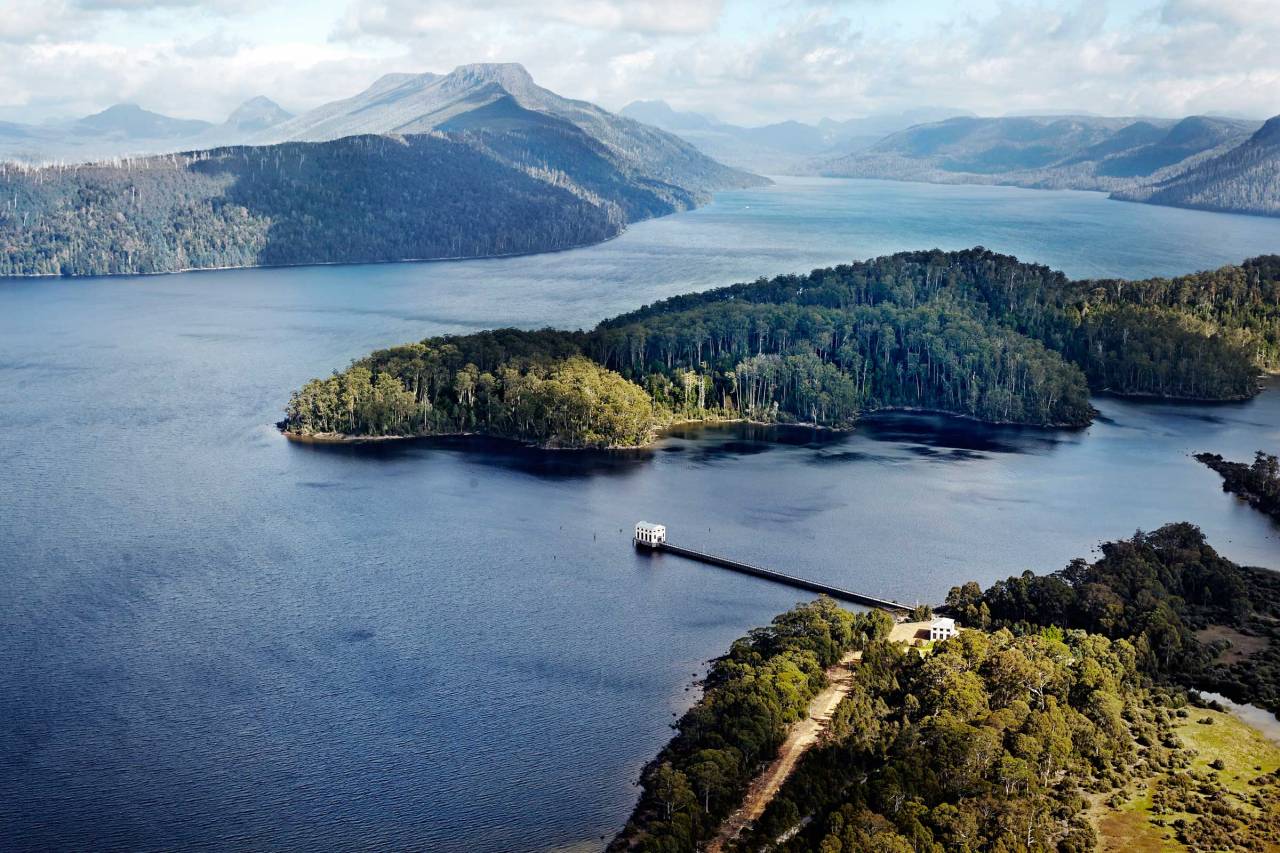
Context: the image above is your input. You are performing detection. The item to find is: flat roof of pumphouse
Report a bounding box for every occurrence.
[636,521,664,530]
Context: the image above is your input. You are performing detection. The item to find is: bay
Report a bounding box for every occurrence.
[2,177,1279,851]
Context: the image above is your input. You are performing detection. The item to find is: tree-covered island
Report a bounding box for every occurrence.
[282,249,1279,448]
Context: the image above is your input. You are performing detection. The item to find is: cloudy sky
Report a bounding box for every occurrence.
[3,0,1279,125]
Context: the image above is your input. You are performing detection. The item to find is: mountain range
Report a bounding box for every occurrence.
[253,63,754,202]
[1112,116,1280,217]
[0,63,763,277]
[618,100,974,173]
[809,113,1280,215]
[0,98,295,163]
[3,60,1279,276]
[614,102,1280,219]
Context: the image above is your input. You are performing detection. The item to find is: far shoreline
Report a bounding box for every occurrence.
[276,403,1096,452]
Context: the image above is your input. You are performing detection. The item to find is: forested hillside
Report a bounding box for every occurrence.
[1113,117,1280,217]
[602,248,1274,399]
[743,627,1172,851]
[0,134,632,276]
[282,250,1278,446]
[946,523,1280,714]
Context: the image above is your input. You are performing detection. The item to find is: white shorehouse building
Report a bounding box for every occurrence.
[634,522,666,548]
[929,617,958,642]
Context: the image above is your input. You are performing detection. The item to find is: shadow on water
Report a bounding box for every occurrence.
[284,411,1080,479]
[284,433,659,480]
[663,422,847,464]
[1095,387,1275,430]
[856,411,1076,455]
[284,422,855,479]
[805,449,901,465]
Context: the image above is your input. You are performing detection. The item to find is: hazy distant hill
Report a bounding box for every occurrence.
[221,97,294,134]
[0,67,764,277]
[261,64,761,199]
[812,114,1261,193]
[71,104,213,140]
[619,99,971,173]
[0,97,293,163]
[1113,117,1280,217]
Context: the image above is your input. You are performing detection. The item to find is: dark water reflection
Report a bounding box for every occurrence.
[3,178,1280,852]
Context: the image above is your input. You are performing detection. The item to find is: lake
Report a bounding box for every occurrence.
[2,177,1279,852]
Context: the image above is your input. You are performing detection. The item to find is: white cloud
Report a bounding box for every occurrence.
[333,0,724,39]
[2,0,1280,126]
[1158,0,1276,29]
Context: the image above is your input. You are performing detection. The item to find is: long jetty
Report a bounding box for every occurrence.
[634,523,908,612]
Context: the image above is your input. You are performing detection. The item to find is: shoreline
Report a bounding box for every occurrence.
[1093,385,1263,404]
[277,404,1094,451]
[0,230,633,281]
[277,378,1280,452]
[0,175,761,281]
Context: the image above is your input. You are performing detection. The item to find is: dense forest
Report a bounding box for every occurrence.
[283,250,1279,446]
[945,523,1280,715]
[609,599,894,852]
[605,248,1275,400]
[614,525,1280,851]
[0,122,724,277]
[1196,451,1280,522]
[285,338,658,449]
[744,617,1280,852]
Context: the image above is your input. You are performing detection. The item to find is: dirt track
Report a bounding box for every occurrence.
[705,650,862,852]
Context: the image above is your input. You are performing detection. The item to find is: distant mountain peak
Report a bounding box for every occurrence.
[448,62,533,85]
[85,103,153,122]
[237,95,280,109]
[623,99,677,116]
[224,96,292,132]
[247,60,763,201]
[438,63,538,101]
[73,103,212,139]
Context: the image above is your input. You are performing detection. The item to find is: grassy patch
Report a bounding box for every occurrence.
[1096,785,1176,853]
[1175,706,1280,795]
[1095,707,1280,851]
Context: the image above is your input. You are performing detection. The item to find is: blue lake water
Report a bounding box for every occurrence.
[2,177,1280,851]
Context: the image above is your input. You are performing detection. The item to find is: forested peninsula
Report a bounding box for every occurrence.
[616,524,1280,852]
[1196,451,1280,522]
[282,250,1279,448]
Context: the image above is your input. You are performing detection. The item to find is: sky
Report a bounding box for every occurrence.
[2,0,1279,126]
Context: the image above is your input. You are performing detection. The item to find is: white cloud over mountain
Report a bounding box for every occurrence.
[1,0,1278,125]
